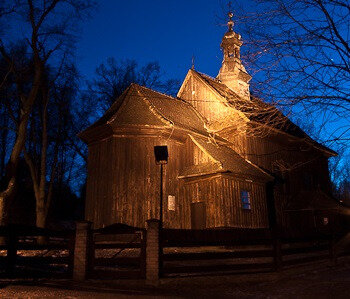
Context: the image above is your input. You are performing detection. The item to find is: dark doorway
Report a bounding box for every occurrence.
[191,201,206,229]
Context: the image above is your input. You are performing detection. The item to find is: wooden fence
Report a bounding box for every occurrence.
[0,224,75,278]
[89,223,146,279]
[0,223,347,281]
[160,228,339,276]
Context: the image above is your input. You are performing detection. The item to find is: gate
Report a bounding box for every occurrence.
[89,223,146,279]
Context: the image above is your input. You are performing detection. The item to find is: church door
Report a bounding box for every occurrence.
[191,201,206,229]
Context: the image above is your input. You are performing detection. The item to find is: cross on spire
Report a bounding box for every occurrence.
[227,2,234,32]
[227,11,234,32]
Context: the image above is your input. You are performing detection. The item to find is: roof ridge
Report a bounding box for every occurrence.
[133,84,174,127]
[194,70,221,83]
[191,69,242,99]
[133,83,177,100]
[133,82,210,121]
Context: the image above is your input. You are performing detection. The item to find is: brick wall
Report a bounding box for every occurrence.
[73,221,92,281]
[146,219,160,283]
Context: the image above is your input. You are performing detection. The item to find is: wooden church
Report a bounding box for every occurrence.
[79,14,338,231]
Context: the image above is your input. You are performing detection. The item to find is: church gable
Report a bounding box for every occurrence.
[178,69,247,133]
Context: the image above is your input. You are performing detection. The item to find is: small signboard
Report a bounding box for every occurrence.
[168,195,175,211]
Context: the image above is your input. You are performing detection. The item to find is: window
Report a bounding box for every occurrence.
[241,190,251,210]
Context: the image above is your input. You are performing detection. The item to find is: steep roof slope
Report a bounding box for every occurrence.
[182,135,273,181]
[189,70,336,156]
[132,84,207,135]
[79,83,209,141]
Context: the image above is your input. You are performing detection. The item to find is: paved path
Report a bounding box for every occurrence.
[1,258,350,298]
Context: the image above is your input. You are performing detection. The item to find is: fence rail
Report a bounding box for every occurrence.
[0,222,348,281]
[88,224,146,279]
[160,227,340,276]
[0,224,75,277]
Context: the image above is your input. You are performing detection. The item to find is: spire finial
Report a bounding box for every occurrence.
[191,54,195,70]
[227,2,234,32]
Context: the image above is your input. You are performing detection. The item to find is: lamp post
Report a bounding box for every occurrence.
[153,146,168,228]
[154,145,168,277]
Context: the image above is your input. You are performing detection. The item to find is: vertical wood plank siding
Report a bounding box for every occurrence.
[179,73,332,229]
[183,175,268,228]
[86,136,192,229]
[85,134,270,229]
[85,74,331,231]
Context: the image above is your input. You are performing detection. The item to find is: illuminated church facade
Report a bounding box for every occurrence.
[79,14,337,231]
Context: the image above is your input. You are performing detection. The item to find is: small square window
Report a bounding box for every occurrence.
[241,190,251,210]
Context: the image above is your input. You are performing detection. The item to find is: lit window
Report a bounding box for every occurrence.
[241,190,251,210]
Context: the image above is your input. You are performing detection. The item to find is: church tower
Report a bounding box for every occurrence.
[217,12,251,100]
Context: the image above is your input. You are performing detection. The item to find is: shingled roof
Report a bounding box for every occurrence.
[190,70,336,156]
[180,135,273,181]
[79,83,209,141]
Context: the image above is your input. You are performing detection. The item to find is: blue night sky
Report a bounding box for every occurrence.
[76,0,249,83]
[75,0,349,166]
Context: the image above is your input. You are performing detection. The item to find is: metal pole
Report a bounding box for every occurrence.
[160,163,163,229]
[159,163,163,277]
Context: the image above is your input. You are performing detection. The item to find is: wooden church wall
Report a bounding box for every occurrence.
[85,133,229,229]
[221,175,269,228]
[85,132,271,229]
[182,175,223,228]
[86,135,194,229]
[182,174,269,228]
[242,135,332,228]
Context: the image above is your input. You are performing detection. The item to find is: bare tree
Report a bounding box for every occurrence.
[88,58,180,112]
[235,0,350,146]
[23,62,80,229]
[0,0,94,226]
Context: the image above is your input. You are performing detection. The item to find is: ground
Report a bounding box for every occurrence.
[1,257,350,298]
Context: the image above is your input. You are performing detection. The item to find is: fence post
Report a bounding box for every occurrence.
[67,231,75,275]
[73,221,92,281]
[6,227,17,275]
[140,229,147,279]
[329,233,337,266]
[146,219,160,285]
[272,229,282,271]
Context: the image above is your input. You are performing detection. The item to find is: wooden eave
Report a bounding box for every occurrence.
[248,120,337,157]
[179,171,270,184]
[79,121,230,146]
[188,134,274,182]
[77,123,114,144]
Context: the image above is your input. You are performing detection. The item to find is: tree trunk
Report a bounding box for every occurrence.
[36,199,47,244]
[0,109,9,177]
[0,63,43,225]
[0,195,5,227]
[0,180,15,244]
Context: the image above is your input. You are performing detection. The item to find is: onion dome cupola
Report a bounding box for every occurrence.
[217,12,252,100]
